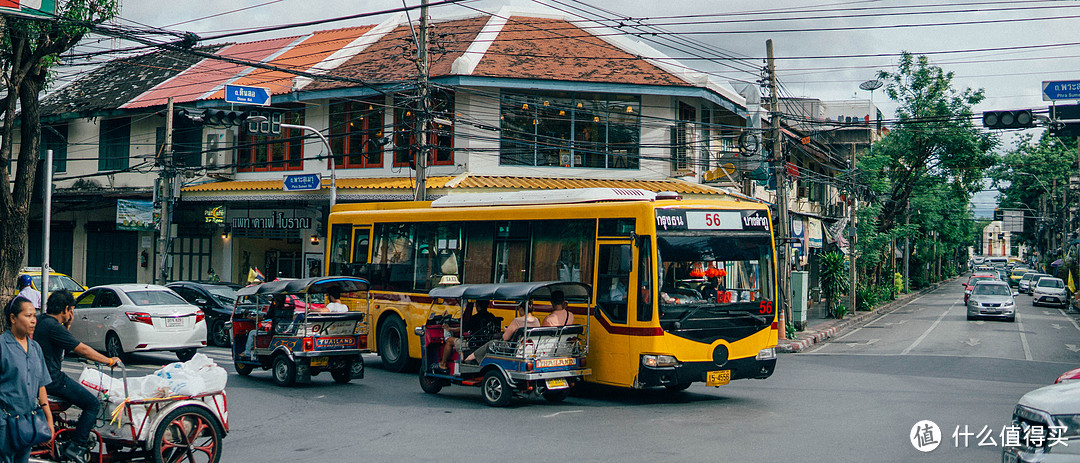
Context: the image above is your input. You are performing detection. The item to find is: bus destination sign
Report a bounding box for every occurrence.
[656,209,770,232]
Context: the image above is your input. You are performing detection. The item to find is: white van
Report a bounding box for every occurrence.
[987,257,1009,268]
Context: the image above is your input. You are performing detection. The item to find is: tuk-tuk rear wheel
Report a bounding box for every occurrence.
[234,362,254,376]
[542,388,571,403]
[419,369,445,394]
[481,370,512,407]
[272,355,296,387]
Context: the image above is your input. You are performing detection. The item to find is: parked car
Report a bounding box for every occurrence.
[1009,267,1031,287]
[71,284,206,362]
[964,274,999,303]
[166,281,241,347]
[19,266,87,298]
[1033,277,1069,308]
[1019,272,1050,294]
[1002,381,1080,462]
[966,280,1016,322]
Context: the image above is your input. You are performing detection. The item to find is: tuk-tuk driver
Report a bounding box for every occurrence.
[464,303,539,364]
[438,300,496,371]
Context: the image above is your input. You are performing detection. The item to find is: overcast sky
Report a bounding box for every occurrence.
[105,0,1079,217]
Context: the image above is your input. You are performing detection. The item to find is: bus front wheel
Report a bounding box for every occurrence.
[378,316,409,372]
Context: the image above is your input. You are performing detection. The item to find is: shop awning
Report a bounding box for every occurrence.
[180,174,750,202]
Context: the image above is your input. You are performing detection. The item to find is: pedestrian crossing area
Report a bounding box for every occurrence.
[59,346,235,378]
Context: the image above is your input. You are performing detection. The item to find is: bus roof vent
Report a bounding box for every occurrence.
[656,191,682,201]
[431,188,657,208]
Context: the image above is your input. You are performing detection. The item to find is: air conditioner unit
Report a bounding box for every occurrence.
[204,129,234,169]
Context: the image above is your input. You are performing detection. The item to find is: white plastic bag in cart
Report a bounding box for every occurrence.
[78,368,125,401]
[154,353,228,396]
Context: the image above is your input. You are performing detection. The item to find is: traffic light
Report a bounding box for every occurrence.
[201,109,248,126]
[1049,105,1080,138]
[983,110,1034,129]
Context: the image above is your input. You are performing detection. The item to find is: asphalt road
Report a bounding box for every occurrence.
[57,278,1079,462]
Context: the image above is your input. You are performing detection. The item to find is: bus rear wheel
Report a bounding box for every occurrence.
[378,316,409,372]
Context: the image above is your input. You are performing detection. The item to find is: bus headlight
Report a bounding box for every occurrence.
[642,354,678,367]
[756,348,776,361]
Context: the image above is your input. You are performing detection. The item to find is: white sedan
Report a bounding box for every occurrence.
[71,284,207,361]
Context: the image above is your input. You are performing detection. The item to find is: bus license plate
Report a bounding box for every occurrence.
[165,318,183,328]
[546,378,569,390]
[310,357,328,367]
[706,370,731,386]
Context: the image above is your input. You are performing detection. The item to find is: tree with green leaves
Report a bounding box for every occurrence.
[0,2,118,319]
[988,133,1076,262]
[855,52,997,289]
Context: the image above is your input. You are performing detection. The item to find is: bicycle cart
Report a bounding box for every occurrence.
[229,277,370,386]
[31,362,228,463]
[416,281,592,406]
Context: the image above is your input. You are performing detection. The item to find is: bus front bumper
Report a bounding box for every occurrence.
[635,356,776,388]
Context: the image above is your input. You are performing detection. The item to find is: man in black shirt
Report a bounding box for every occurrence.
[438,300,498,370]
[37,290,120,463]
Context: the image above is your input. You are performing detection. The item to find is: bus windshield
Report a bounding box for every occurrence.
[656,232,774,317]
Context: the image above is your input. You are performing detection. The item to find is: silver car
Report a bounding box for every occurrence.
[966,280,1016,322]
[1033,277,1069,308]
[1002,381,1080,462]
[1020,272,1050,295]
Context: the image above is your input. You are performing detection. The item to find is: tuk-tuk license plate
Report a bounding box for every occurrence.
[546,378,569,390]
[310,357,328,367]
[706,370,731,386]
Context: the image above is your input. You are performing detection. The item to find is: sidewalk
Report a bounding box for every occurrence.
[777,279,951,353]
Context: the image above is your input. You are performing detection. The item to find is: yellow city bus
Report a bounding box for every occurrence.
[325,188,778,389]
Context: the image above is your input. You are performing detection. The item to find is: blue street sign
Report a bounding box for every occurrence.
[224,84,271,106]
[1042,80,1080,101]
[283,174,322,191]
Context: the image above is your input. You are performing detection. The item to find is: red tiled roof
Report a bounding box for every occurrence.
[114,14,706,110]
[472,17,687,86]
[306,16,489,89]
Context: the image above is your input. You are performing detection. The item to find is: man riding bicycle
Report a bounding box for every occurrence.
[36,290,121,463]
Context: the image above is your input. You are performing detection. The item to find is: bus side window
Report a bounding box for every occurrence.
[597,244,631,324]
[328,224,352,276]
[637,237,653,322]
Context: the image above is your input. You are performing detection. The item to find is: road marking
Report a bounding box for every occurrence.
[826,293,930,346]
[1052,324,1063,330]
[1067,344,1080,353]
[846,339,880,348]
[962,338,981,347]
[1017,313,1033,361]
[1062,313,1080,333]
[974,321,985,325]
[543,410,583,418]
[901,300,957,355]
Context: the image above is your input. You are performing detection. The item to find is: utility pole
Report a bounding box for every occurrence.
[903,201,910,292]
[848,145,857,313]
[767,39,790,335]
[42,149,52,304]
[157,97,175,284]
[413,0,430,201]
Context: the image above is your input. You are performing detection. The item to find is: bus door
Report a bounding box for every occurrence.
[592,240,634,385]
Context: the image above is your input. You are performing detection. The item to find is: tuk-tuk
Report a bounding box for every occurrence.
[416,281,592,406]
[229,276,370,386]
